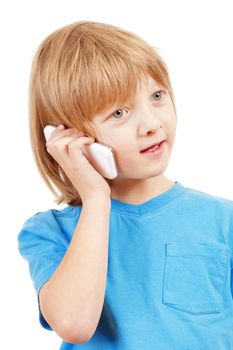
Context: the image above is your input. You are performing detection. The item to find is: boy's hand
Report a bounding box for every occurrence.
[45,125,111,203]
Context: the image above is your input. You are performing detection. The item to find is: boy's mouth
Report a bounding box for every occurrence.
[140,140,165,153]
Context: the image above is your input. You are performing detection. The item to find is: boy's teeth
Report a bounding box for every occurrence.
[147,144,159,152]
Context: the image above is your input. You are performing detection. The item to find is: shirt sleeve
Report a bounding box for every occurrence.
[18,210,69,330]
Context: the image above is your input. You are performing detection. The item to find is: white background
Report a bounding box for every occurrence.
[1,0,233,348]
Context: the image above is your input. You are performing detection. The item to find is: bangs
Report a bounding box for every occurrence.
[73,41,168,120]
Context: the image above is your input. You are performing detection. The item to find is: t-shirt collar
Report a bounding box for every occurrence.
[110,181,187,215]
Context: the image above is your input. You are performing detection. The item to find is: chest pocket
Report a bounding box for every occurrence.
[162,242,229,315]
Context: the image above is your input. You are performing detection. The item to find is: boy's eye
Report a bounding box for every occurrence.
[108,91,165,121]
[152,90,165,101]
[111,108,127,119]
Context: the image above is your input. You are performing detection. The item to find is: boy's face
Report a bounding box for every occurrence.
[91,75,177,184]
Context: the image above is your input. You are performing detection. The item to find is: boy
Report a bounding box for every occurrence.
[18,21,233,349]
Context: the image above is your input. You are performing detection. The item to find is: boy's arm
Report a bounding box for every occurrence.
[39,196,111,344]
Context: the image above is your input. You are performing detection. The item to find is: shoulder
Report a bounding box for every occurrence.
[185,184,233,206]
[23,205,80,225]
[18,205,81,244]
[183,184,233,215]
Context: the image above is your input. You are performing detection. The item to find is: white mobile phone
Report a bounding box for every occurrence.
[43,125,118,179]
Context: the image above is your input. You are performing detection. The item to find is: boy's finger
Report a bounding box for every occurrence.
[66,136,95,160]
[46,133,89,158]
[46,127,84,145]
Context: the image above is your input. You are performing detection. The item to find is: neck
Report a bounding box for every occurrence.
[110,174,175,204]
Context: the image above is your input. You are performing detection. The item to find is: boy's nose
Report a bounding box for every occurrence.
[138,108,163,133]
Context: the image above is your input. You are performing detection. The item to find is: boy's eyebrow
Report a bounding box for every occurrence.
[95,82,164,120]
[150,81,163,90]
[126,82,164,105]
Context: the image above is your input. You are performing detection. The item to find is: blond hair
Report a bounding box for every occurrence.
[29,20,176,206]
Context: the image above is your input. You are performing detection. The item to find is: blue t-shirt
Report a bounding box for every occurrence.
[18,181,233,349]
